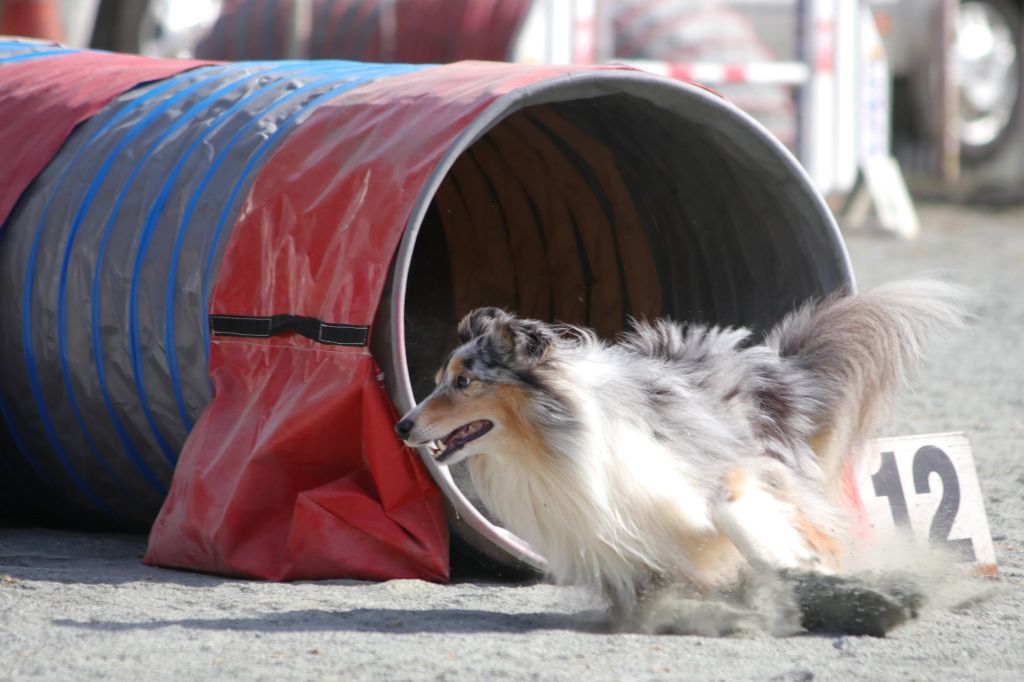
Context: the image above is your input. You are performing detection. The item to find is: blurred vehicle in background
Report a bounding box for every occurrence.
[952,1,1020,167]
[894,0,1022,201]
[727,0,1022,201]
[4,0,1020,202]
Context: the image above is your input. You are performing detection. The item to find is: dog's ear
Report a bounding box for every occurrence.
[506,319,553,364]
[457,307,508,344]
[487,317,553,367]
[458,308,553,366]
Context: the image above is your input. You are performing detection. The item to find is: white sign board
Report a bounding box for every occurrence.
[862,155,920,239]
[852,432,997,574]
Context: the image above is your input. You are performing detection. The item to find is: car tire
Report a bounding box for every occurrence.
[956,0,1022,162]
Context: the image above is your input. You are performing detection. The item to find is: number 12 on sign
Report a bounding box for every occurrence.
[853,432,997,573]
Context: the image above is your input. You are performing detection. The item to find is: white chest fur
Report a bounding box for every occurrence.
[468,420,729,600]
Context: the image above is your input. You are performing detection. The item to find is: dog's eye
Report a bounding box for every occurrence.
[455,375,471,390]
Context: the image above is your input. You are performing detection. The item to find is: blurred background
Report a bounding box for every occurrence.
[2,0,1021,213]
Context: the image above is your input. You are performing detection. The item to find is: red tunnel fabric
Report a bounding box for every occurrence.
[144,61,629,582]
[0,49,209,228]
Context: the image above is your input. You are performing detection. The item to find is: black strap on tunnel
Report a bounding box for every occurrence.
[209,314,369,347]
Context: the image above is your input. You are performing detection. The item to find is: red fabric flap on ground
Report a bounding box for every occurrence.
[144,338,448,581]
[0,48,209,228]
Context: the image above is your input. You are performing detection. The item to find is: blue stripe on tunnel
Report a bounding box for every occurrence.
[0,69,197,501]
[77,64,269,477]
[32,70,213,489]
[87,62,325,469]
[16,67,223,519]
[0,47,79,63]
[127,60,351,437]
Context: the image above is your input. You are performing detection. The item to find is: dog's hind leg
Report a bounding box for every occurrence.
[710,468,921,636]
[711,468,840,573]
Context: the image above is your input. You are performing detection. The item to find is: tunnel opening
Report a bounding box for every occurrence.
[385,79,853,572]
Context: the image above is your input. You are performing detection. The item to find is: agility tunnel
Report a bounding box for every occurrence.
[0,39,853,580]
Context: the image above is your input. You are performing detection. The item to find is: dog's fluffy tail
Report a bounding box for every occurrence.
[767,278,967,479]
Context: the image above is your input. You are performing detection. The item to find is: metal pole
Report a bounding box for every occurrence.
[795,0,809,168]
[285,0,313,60]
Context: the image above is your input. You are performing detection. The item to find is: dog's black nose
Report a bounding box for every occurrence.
[395,418,414,441]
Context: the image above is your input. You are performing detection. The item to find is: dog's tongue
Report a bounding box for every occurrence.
[443,422,479,449]
[438,421,492,461]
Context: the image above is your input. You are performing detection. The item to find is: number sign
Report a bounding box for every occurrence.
[852,432,997,573]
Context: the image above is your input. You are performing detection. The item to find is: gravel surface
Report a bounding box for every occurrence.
[2,203,1022,681]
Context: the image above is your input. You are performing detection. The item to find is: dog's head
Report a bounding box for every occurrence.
[395,307,556,466]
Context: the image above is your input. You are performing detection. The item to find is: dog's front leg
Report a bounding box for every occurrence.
[710,468,836,573]
[601,570,669,630]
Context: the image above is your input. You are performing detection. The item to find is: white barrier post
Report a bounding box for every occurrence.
[799,0,838,195]
[845,1,920,239]
[571,0,597,65]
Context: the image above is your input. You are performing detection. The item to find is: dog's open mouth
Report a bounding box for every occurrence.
[430,420,493,464]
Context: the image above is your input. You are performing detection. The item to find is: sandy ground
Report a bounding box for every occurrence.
[2,203,1023,681]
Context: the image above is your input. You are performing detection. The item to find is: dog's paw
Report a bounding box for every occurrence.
[783,570,923,637]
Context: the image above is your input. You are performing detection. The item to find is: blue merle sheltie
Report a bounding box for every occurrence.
[396,279,965,632]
